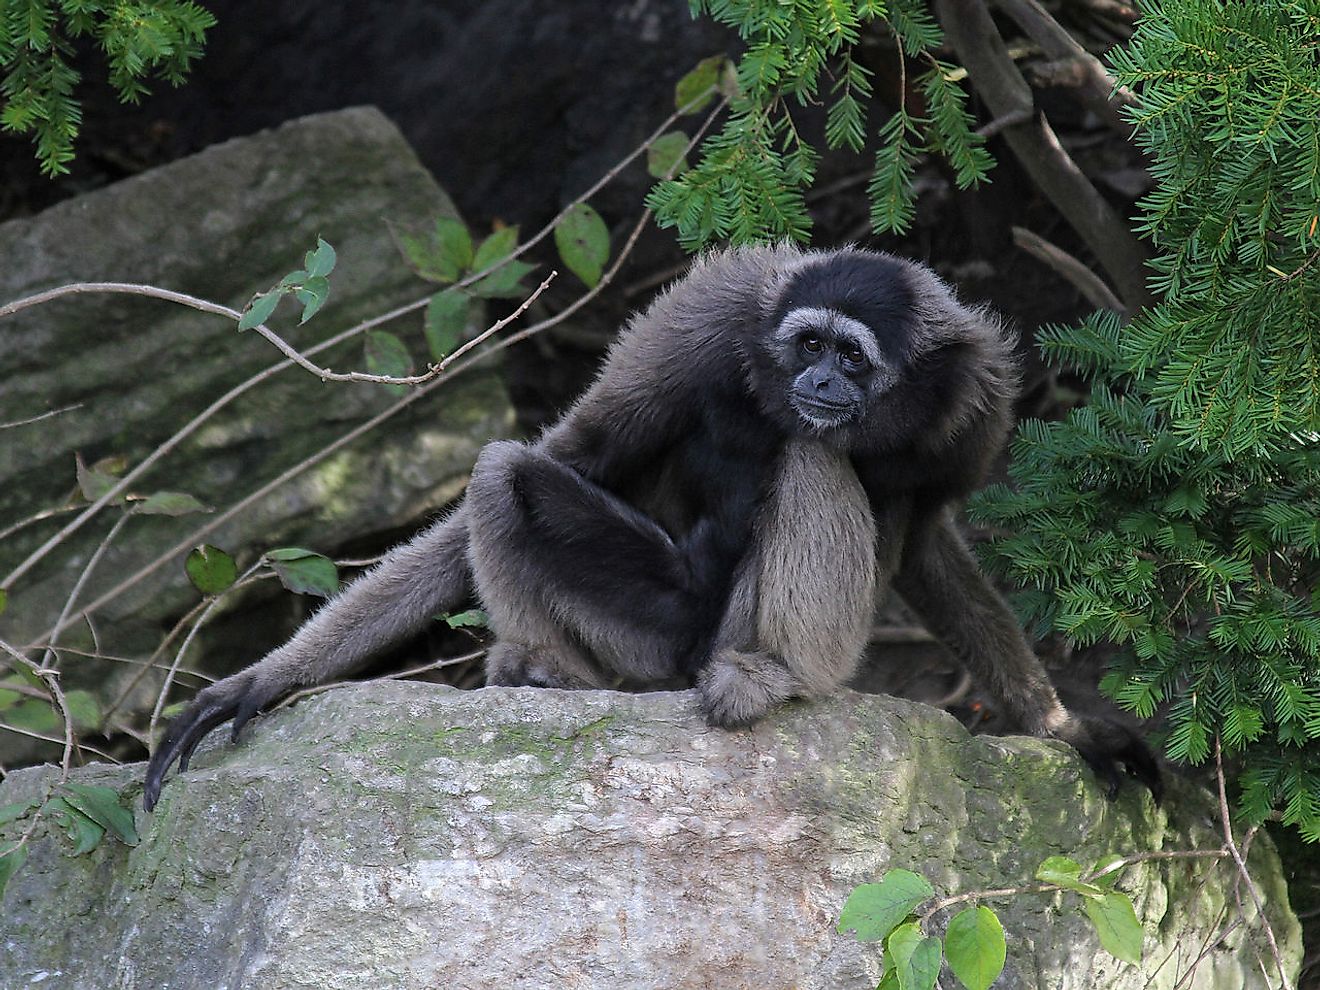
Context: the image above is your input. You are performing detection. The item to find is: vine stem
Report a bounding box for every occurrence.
[38,94,730,649]
[0,85,722,599]
[1215,737,1293,990]
[917,848,1230,922]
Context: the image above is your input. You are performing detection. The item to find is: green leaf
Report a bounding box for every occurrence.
[135,491,209,517]
[1089,857,1127,891]
[75,454,121,503]
[63,689,101,733]
[472,226,520,274]
[60,782,139,846]
[470,260,537,300]
[295,275,331,324]
[265,548,339,599]
[1082,891,1143,964]
[424,290,470,360]
[554,203,610,288]
[0,798,39,827]
[304,237,337,278]
[0,843,28,898]
[888,923,941,990]
[0,588,7,617]
[838,870,935,942]
[364,330,414,395]
[1035,855,1104,896]
[238,289,283,330]
[648,132,691,178]
[46,796,106,855]
[443,609,490,630]
[434,216,474,273]
[944,906,1006,990]
[185,544,237,596]
[675,55,725,113]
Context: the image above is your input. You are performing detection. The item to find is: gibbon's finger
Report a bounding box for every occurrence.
[143,671,264,811]
[1056,715,1162,804]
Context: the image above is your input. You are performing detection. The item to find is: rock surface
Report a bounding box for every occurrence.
[0,106,512,667]
[0,684,1300,990]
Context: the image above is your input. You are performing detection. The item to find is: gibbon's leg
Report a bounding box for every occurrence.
[465,440,705,688]
[698,441,895,727]
[893,510,1162,799]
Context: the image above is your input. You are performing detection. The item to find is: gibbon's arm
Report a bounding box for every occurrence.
[143,508,472,810]
[893,508,1162,800]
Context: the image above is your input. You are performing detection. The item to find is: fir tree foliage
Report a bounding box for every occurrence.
[973,0,1320,840]
[648,0,992,247]
[0,0,214,175]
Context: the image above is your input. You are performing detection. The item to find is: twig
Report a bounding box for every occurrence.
[40,510,133,669]
[993,0,1138,133]
[933,0,1155,313]
[1011,226,1126,312]
[1215,737,1293,990]
[272,650,486,710]
[0,503,81,544]
[0,637,80,775]
[0,89,726,599]
[149,560,266,736]
[39,96,729,646]
[435,270,557,372]
[918,848,1231,922]
[0,403,82,430]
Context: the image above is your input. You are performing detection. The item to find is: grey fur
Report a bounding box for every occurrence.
[143,243,1159,811]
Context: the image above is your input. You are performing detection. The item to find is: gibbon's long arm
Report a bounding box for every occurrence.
[893,509,1163,801]
[142,509,472,810]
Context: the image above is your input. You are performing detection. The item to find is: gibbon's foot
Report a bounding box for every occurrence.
[483,642,598,690]
[142,668,282,812]
[1052,715,1163,803]
[697,650,799,728]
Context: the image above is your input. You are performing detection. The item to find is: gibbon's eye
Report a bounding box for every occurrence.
[841,344,869,370]
[801,333,825,355]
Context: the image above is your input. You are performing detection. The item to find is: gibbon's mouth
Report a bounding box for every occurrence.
[791,395,856,428]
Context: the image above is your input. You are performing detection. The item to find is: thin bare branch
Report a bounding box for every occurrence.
[934,0,1155,313]
[0,403,83,430]
[993,0,1137,132]
[1215,737,1293,990]
[40,510,133,669]
[0,90,725,598]
[39,95,730,644]
[1011,225,1126,312]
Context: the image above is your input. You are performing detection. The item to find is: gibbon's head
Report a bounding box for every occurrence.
[753,247,1017,451]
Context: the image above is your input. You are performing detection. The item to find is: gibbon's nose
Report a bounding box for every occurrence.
[812,370,834,390]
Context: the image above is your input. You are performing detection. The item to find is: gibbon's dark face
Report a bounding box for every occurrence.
[766,251,912,435]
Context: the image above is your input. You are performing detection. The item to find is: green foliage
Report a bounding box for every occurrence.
[840,860,1139,988]
[394,214,540,363]
[0,0,214,175]
[553,203,610,288]
[264,547,339,599]
[184,543,236,596]
[650,0,992,247]
[0,782,139,897]
[237,237,338,330]
[973,0,1320,840]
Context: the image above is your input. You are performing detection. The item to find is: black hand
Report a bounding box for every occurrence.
[1054,715,1163,803]
[142,670,277,811]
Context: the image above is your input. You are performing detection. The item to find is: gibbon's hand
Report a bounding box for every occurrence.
[1053,714,1163,803]
[142,668,281,811]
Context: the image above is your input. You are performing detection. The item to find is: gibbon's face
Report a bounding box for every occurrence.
[775,306,897,431]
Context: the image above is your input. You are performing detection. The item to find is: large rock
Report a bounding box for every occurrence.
[0,106,513,664]
[0,684,1300,989]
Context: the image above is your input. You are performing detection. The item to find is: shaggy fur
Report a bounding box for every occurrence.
[143,244,1159,810]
